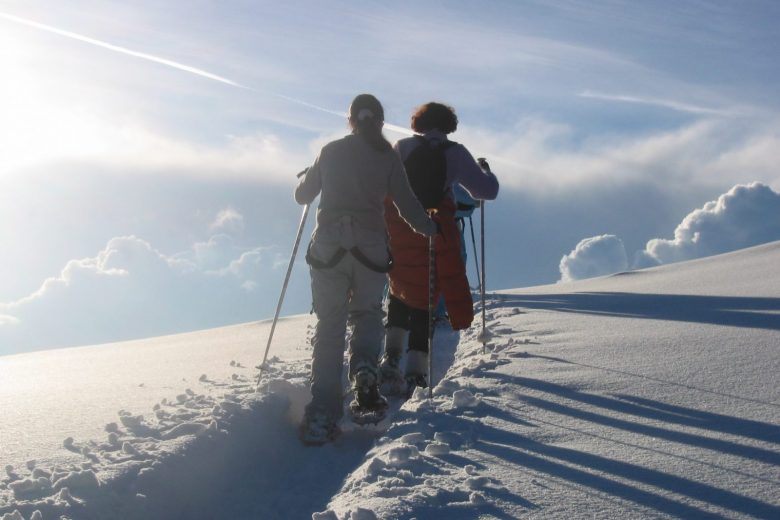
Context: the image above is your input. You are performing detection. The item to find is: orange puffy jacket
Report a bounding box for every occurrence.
[384,196,474,330]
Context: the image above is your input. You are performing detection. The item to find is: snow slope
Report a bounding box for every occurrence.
[2,241,779,519]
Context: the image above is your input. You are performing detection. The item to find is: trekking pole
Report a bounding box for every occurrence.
[476,158,489,354]
[468,215,481,292]
[259,169,310,377]
[480,201,487,354]
[427,211,437,400]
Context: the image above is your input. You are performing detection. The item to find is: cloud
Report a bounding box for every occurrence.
[186,234,238,270]
[454,117,780,193]
[0,314,19,326]
[0,88,306,183]
[559,235,628,282]
[209,248,271,283]
[578,90,738,116]
[562,182,780,279]
[210,208,245,233]
[639,182,780,265]
[0,234,284,353]
[88,128,307,183]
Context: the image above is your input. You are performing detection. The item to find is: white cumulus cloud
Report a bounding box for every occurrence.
[564,183,780,278]
[559,234,628,282]
[0,234,282,354]
[639,182,780,265]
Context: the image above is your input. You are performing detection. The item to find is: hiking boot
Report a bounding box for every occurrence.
[299,407,340,446]
[349,368,388,425]
[379,354,405,397]
[380,326,408,396]
[405,349,428,379]
[404,350,429,397]
[383,326,407,362]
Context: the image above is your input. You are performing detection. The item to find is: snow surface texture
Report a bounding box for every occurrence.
[2,241,780,519]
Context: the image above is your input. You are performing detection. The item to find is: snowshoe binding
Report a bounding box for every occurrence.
[300,407,340,446]
[349,369,388,425]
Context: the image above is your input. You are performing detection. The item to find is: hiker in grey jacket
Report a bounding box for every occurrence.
[295,94,436,444]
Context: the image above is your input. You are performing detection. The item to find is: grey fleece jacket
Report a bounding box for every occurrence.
[295,134,436,237]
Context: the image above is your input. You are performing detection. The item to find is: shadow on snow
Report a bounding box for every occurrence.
[491,292,780,331]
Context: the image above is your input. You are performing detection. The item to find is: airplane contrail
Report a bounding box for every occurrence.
[1,10,529,166]
[0,11,248,89]
[579,90,735,117]
[0,12,383,127]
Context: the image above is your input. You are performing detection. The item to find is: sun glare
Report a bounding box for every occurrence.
[0,25,120,177]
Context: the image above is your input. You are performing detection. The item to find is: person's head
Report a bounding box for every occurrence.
[411,102,458,134]
[349,94,385,129]
[348,94,391,151]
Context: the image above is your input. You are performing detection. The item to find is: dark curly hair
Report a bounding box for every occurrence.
[411,102,458,134]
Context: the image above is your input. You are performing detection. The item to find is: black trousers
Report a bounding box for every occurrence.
[386,295,433,353]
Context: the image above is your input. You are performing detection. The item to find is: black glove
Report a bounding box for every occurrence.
[477,157,490,172]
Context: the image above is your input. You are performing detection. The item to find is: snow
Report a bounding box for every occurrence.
[2,241,780,519]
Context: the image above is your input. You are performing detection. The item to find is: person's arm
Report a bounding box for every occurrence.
[294,150,324,205]
[451,145,499,200]
[388,152,436,236]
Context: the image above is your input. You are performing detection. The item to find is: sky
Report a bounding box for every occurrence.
[1,0,780,353]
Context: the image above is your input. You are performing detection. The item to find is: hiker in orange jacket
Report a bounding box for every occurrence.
[381,102,499,392]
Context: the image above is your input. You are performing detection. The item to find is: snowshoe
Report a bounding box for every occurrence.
[349,369,388,425]
[299,408,340,446]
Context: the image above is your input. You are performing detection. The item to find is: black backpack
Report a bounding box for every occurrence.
[403,136,455,210]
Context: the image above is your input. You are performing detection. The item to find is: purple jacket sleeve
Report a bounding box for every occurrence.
[449,144,499,201]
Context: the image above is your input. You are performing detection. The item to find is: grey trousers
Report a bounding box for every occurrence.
[307,239,388,419]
